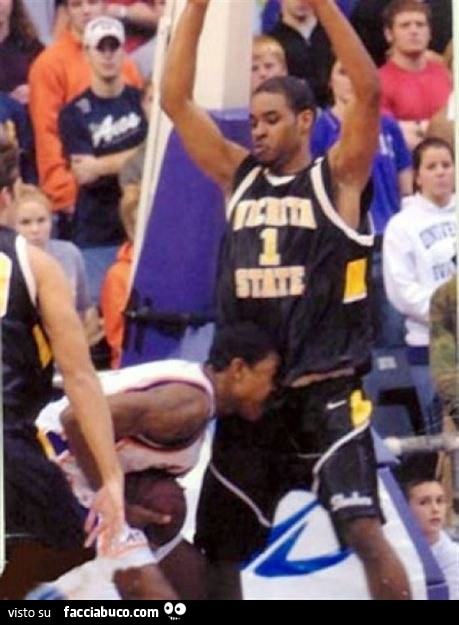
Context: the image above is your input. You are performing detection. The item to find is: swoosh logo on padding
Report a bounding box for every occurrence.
[249,500,350,578]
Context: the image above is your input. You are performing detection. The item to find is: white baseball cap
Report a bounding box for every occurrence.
[83,16,125,49]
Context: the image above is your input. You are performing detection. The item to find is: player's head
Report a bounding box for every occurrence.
[0,124,20,223]
[403,478,446,545]
[206,323,279,421]
[251,35,287,94]
[250,75,316,172]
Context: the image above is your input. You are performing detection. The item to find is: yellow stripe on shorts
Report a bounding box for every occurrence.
[350,390,372,428]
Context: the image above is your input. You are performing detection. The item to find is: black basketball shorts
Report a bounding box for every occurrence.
[195,376,383,561]
[4,424,86,550]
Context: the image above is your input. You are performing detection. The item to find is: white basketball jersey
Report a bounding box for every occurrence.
[36,359,215,505]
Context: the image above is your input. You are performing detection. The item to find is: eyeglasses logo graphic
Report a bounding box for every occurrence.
[164,602,187,620]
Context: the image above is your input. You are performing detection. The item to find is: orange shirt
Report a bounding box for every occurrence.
[29,29,143,212]
[100,241,133,368]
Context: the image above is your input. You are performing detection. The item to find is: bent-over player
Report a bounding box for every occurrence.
[35,323,279,599]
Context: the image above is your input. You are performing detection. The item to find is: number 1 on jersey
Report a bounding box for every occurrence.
[259,228,281,266]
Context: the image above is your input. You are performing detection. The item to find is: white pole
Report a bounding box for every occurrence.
[130,0,181,283]
[129,0,254,284]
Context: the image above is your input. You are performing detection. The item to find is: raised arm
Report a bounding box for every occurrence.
[311,0,380,228]
[28,244,124,551]
[160,0,247,190]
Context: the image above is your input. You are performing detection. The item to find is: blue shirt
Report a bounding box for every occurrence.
[261,0,356,33]
[311,109,412,234]
[59,86,147,248]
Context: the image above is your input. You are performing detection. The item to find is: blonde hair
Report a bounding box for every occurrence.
[252,35,286,67]
[14,183,52,213]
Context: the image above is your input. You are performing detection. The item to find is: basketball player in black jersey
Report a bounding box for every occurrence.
[0,129,126,552]
[0,128,173,600]
[161,0,411,600]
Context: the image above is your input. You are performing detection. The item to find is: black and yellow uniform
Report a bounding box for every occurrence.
[217,155,373,383]
[196,156,382,561]
[1,227,85,548]
[0,226,54,426]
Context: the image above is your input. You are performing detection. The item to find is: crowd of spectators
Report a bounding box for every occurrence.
[0,0,457,601]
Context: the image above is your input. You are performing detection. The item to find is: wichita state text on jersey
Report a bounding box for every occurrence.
[217,156,374,383]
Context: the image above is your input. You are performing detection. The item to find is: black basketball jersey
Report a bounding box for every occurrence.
[217,156,374,383]
[0,227,53,425]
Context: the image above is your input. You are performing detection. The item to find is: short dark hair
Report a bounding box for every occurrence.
[383,0,431,30]
[207,323,277,372]
[253,75,316,116]
[0,126,20,190]
[401,477,443,500]
[413,136,454,178]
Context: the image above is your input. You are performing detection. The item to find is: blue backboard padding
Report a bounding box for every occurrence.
[122,110,250,365]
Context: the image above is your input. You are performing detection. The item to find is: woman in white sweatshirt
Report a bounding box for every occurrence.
[383,137,456,432]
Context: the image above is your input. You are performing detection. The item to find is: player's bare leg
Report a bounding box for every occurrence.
[344,518,411,600]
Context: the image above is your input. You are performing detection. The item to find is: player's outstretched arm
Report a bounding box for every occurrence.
[311,0,380,228]
[160,0,247,190]
[28,244,124,553]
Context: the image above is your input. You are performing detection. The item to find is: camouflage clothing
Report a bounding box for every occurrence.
[430,275,458,420]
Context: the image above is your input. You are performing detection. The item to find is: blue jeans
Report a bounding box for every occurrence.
[371,251,405,348]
